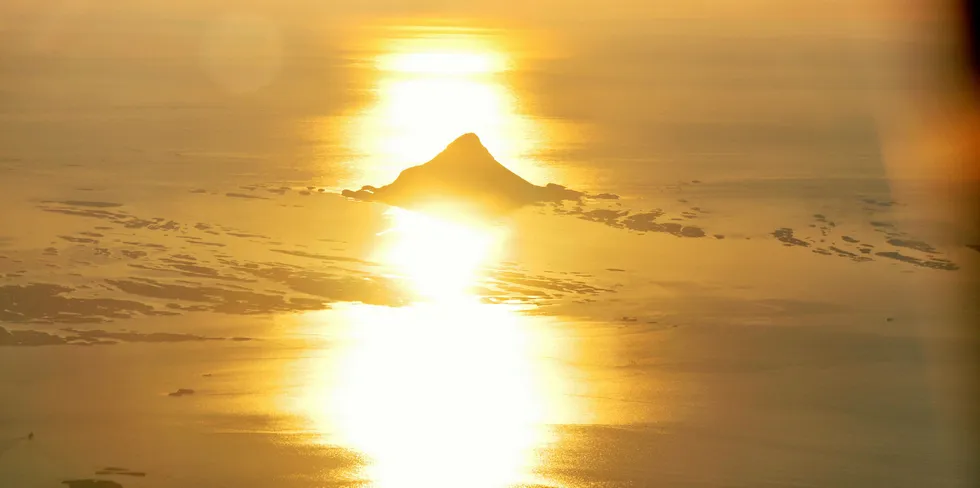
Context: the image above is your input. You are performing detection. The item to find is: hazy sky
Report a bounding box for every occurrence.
[0,0,948,49]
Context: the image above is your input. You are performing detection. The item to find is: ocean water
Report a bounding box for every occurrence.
[1,3,977,488]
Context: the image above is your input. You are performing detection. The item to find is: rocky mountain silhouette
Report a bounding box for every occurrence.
[342,133,582,215]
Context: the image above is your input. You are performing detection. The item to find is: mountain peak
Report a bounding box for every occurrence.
[342,133,583,215]
[449,132,482,147]
[436,132,492,162]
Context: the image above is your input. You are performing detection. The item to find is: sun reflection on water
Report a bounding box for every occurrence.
[377,207,505,301]
[313,301,553,488]
[341,26,550,188]
[290,27,579,487]
[294,207,567,488]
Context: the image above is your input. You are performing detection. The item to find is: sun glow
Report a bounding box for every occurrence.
[292,208,569,488]
[378,50,508,75]
[289,26,581,488]
[338,28,550,189]
[378,207,504,300]
[288,170,573,488]
[298,301,555,488]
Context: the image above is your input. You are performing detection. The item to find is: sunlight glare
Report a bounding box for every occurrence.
[378,50,508,75]
[338,28,550,188]
[378,207,504,301]
[290,26,583,488]
[304,302,553,488]
[291,208,570,488]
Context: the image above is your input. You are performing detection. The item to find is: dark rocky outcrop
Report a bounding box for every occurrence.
[343,133,582,215]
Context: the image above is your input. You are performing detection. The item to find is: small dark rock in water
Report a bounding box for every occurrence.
[713,234,725,239]
[772,228,809,247]
[679,226,706,238]
[621,316,638,322]
[225,192,269,200]
[886,317,894,322]
[95,467,146,477]
[168,388,195,397]
[606,268,626,272]
[63,480,123,488]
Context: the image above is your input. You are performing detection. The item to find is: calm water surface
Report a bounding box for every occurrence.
[0,6,976,488]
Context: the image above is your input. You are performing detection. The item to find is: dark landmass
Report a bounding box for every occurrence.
[772,228,810,247]
[225,192,269,200]
[270,249,371,264]
[0,283,155,324]
[0,325,249,347]
[60,235,99,244]
[62,480,123,488]
[47,201,123,208]
[62,328,221,343]
[887,238,938,254]
[554,205,707,238]
[875,251,959,270]
[2,210,614,322]
[95,467,146,477]
[861,197,895,207]
[40,202,182,232]
[765,208,961,270]
[342,133,582,215]
[575,209,629,226]
[0,327,74,346]
[168,388,195,397]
